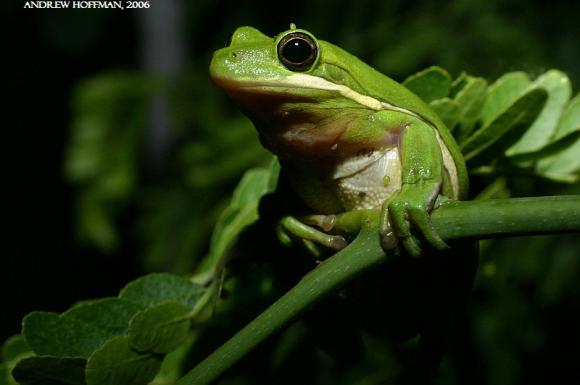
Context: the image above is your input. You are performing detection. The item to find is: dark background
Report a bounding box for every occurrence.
[3,1,580,384]
[4,3,139,334]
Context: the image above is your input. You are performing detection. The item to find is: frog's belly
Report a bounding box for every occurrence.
[333,148,402,211]
[286,148,402,214]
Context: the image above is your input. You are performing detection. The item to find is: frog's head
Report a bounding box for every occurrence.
[209,26,381,159]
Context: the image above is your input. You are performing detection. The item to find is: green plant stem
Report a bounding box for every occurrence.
[433,195,580,239]
[177,195,580,385]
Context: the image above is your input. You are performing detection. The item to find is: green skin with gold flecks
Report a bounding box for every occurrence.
[210,26,469,256]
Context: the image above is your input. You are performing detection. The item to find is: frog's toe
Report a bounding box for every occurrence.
[387,199,412,239]
[379,225,398,251]
[407,205,448,251]
[276,222,293,247]
[385,197,448,256]
[386,199,423,256]
[401,236,422,257]
[328,235,348,250]
[301,214,337,232]
[301,239,322,257]
[378,213,401,254]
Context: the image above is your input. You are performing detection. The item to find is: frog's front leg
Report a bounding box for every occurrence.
[380,120,448,257]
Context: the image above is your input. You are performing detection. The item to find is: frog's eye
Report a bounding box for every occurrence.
[277,32,318,72]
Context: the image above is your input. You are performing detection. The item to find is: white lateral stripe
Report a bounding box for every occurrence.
[246,74,383,110]
[249,74,424,118]
[277,74,384,110]
[285,74,383,111]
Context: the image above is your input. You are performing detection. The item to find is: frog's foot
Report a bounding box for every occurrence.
[277,216,348,256]
[380,182,448,257]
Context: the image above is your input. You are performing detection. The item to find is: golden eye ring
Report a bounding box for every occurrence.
[277,32,318,72]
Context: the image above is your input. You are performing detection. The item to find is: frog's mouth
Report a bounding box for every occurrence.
[211,74,331,102]
[212,73,429,122]
[213,73,381,106]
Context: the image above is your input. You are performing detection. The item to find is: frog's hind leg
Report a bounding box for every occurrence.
[277,216,348,255]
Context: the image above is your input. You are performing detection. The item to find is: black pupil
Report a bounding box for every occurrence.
[282,38,313,64]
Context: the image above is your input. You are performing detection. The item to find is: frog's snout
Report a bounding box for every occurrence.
[228,26,270,47]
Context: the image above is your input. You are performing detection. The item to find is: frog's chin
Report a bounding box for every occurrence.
[211,76,322,102]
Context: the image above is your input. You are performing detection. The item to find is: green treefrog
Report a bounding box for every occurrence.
[210,25,468,256]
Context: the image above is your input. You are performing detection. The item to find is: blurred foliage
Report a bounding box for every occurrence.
[5,0,580,384]
[64,69,270,272]
[64,73,158,252]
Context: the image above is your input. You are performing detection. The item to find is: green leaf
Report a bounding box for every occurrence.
[12,356,86,385]
[0,363,17,385]
[22,299,143,360]
[16,276,202,384]
[553,92,580,139]
[536,138,580,183]
[474,178,511,200]
[1,335,32,385]
[535,93,580,181]
[64,298,144,337]
[194,159,280,279]
[230,158,279,207]
[461,87,548,167]
[480,72,531,126]
[453,76,488,142]
[128,301,191,354]
[402,66,452,103]
[507,70,572,155]
[85,336,161,385]
[450,72,468,97]
[510,130,580,163]
[119,273,204,310]
[2,335,31,362]
[149,336,194,385]
[509,94,580,163]
[429,98,460,129]
[22,312,110,358]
